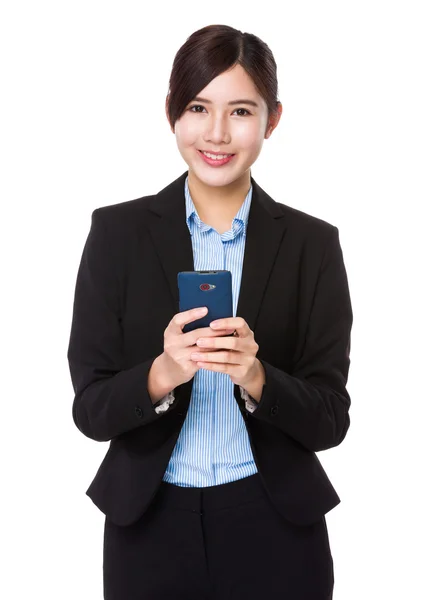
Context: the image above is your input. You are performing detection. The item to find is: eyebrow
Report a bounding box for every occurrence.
[192,96,259,108]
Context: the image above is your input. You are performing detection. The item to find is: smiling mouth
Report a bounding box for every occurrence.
[198,149,235,159]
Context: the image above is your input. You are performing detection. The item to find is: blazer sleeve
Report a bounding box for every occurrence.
[250,225,353,452]
[67,208,171,442]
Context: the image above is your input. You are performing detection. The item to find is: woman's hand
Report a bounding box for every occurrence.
[161,307,236,388]
[190,317,261,387]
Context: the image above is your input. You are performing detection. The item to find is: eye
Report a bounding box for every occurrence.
[189,105,206,113]
[188,105,251,116]
[235,108,251,117]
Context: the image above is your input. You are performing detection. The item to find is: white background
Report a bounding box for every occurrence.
[1,1,441,598]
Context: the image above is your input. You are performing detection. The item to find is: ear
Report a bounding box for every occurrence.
[265,102,283,139]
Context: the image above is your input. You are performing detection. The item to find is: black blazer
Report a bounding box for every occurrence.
[67,170,353,527]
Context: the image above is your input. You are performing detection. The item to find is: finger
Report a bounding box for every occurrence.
[210,317,246,334]
[182,327,236,348]
[172,307,208,333]
[196,336,239,350]
[191,350,237,365]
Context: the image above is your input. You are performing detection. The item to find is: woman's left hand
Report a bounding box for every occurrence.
[190,317,261,387]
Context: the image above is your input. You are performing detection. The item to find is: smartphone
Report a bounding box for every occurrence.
[177,270,233,334]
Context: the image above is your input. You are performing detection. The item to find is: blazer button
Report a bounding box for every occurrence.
[270,406,279,416]
[135,406,144,418]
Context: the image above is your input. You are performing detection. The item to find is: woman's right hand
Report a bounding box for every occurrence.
[161,307,235,388]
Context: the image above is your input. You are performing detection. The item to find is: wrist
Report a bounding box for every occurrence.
[240,359,265,403]
[147,354,175,404]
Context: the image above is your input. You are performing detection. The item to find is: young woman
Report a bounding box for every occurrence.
[68,24,353,600]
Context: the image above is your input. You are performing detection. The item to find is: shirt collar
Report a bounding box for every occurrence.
[184,175,252,237]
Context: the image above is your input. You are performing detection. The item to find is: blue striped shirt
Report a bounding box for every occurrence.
[160,175,259,487]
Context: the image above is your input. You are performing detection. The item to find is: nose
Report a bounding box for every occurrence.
[203,113,231,145]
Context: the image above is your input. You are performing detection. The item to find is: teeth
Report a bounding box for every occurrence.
[202,151,232,160]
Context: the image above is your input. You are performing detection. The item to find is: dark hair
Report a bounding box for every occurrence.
[166,24,280,131]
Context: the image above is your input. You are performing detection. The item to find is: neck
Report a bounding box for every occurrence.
[187,169,251,224]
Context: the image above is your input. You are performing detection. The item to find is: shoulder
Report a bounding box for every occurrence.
[253,178,338,242]
[88,194,160,246]
[263,191,339,256]
[91,194,155,227]
[278,201,337,236]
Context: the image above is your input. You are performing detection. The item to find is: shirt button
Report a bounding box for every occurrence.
[135,406,143,418]
[270,406,279,416]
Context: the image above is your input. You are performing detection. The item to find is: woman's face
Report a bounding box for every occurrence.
[170,64,279,188]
